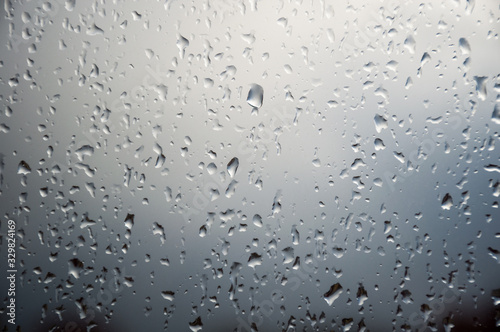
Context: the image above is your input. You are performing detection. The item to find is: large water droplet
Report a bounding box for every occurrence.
[441,193,453,210]
[374,114,388,133]
[247,252,262,269]
[324,283,343,306]
[246,84,264,108]
[227,157,239,178]
[188,317,203,332]
[474,76,488,101]
[17,160,31,174]
[68,258,84,279]
[492,104,500,124]
[459,37,471,54]
[124,213,135,229]
[253,214,263,227]
[404,35,416,53]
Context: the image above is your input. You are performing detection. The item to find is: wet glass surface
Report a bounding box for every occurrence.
[0,1,499,331]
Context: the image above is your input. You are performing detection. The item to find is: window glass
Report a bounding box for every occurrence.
[1,1,499,331]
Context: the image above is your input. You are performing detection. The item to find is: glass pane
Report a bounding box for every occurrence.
[1,1,499,331]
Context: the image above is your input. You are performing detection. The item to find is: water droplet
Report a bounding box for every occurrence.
[199,225,207,237]
[441,193,453,210]
[492,104,500,124]
[459,37,471,55]
[324,283,343,306]
[247,252,262,269]
[87,23,104,36]
[291,225,300,245]
[65,0,76,11]
[400,290,413,304]
[188,317,203,332]
[17,161,31,174]
[281,247,294,264]
[246,84,264,108]
[227,157,239,178]
[124,213,135,229]
[404,35,416,54]
[374,138,386,150]
[177,35,189,58]
[474,76,488,101]
[374,114,388,133]
[68,258,84,279]
[487,247,500,262]
[161,290,175,301]
[253,214,263,227]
